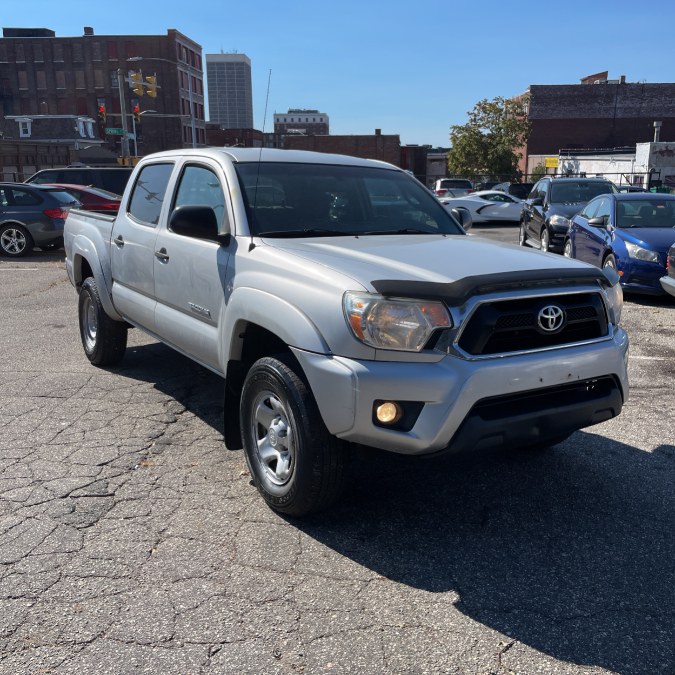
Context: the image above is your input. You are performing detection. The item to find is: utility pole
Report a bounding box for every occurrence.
[117,68,130,162]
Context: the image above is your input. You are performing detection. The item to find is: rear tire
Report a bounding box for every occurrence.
[78,277,128,366]
[0,223,33,258]
[240,356,346,516]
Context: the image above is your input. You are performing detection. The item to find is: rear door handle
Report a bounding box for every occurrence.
[154,247,170,263]
[114,235,124,247]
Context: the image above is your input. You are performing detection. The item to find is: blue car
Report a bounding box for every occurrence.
[564,193,675,295]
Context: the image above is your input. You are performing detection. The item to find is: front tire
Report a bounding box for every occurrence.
[603,253,617,271]
[78,277,128,366]
[563,239,573,258]
[540,226,551,252]
[240,356,346,516]
[0,224,33,258]
[519,220,528,247]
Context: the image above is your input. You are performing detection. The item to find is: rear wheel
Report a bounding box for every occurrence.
[0,223,33,258]
[240,356,346,516]
[78,277,128,366]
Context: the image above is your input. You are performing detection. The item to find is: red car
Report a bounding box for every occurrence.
[45,184,121,213]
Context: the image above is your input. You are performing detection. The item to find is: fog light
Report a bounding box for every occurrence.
[375,401,403,424]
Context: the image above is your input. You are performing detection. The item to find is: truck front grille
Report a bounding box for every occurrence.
[457,292,608,356]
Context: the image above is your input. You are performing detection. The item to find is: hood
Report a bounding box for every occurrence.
[617,227,675,251]
[263,234,601,295]
[548,203,586,219]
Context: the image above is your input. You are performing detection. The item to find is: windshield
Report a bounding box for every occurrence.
[616,199,675,228]
[235,163,465,237]
[550,181,615,204]
[440,179,472,189]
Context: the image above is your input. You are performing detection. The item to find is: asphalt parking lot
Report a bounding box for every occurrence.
[0,227,673,674]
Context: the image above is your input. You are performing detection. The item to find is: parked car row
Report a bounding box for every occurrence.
[0,181,121,257]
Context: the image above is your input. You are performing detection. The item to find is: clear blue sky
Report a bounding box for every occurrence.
[4,1,675,147]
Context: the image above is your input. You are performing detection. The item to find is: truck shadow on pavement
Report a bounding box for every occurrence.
[118,342,674,675]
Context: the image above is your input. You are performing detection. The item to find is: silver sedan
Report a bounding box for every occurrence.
[439,190,524,223]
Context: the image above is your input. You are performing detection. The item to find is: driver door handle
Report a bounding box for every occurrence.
[114,235,124,247]
[154,247,170,263]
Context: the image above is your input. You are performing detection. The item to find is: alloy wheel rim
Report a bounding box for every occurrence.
[82,295,98,350]
[250,389,295,487]
[1,228,27,255]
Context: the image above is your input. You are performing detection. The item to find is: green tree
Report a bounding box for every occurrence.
[529,162,547,182]
[447,96,529,181]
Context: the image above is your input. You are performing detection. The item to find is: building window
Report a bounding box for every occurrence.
[33,43,44,62]
[18,71,28,90]
[78,119,86,137]
[53,43,64,62]
[94,70,104,88]
[36,71,47,89]
[75,71,85,89]
[73,43,84,62]
[86,121,94,138]
[15,44,25,62]
[91,42,101,61]
[17,119,32,138]
[56,71,66,89]
[0,44,7,62]
[107,42,118,60]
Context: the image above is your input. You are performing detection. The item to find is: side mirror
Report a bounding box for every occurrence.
[588,216,605,228]
[169,204,230,244]
[451,207,473,232]
[531,197,544,206]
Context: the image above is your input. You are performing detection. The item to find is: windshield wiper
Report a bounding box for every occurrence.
[260,228,356,238]
[358,228,439,235]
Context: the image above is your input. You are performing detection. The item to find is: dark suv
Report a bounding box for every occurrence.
[25,167,133,196]
[519,177,617,253]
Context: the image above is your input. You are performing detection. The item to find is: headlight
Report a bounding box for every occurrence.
[548,214,570,227]
[625,242,660,263]
[604,279,624,325]
[343,292,452,351]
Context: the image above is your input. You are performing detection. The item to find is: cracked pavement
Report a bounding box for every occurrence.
[0,237,673,674]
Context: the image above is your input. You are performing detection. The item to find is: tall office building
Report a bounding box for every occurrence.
[206,53,253,128]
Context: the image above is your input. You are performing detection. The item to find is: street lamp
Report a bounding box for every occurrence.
[127,56,199,148]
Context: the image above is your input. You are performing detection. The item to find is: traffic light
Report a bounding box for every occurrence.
[145,74,158,98]
[129,71,144,97]
[133,104,141,124]
[97,104,107,124]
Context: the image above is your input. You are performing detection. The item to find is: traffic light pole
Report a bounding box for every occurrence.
[117,68,130,162]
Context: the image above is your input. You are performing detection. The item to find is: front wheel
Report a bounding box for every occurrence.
[540,226,551,252]
[240,356,346,516]
[519,221,528,247]
[603,253,617,271]
[563,239,573,258]
[78,277,128,366]
[0,224,33,257]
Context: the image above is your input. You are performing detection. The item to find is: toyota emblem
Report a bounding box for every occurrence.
[537,305,565,332]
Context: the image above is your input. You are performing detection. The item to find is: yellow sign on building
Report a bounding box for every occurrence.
[545,157,559,168]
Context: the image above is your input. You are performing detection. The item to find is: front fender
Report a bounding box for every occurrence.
[220,287,330,366]
[70,234,122,321]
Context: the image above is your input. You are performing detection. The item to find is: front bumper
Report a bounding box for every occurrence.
[660,274,675,298]
[292,328,629,455]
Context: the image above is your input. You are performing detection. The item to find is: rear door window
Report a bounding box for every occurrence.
[127,163,174,226]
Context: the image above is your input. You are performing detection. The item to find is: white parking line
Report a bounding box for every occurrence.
[0,268,39,271]
[630,355,671,361]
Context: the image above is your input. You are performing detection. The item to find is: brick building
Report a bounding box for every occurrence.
[205,124,263,147]
[0,26,205,159]
[282,129,400,166]
[522,73,675,176]
[274,109,329,136]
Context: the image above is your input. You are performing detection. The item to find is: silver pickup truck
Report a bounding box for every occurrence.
[64,148,629,516]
